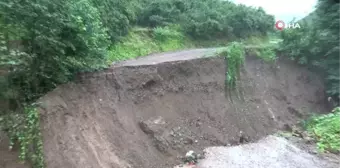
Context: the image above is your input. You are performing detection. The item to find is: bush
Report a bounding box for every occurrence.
[219,42,245,89]
[305,107,340,153]
[108,27,190,62]
[0,0,109,103]
[137,0,187,27]
[153,26,183,42]
[108,30,159,61]
[279,0,339,101]
[91,0,138,42]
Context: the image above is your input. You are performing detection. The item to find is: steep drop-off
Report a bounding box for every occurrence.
[36,49,327,168]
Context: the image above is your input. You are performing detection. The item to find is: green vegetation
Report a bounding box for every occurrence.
[304,107,340,153]
[220,42,245,89]
[243,36,278,63]
[251,47,277,63]
[281,1,340,151]
[0,105,44,167]
[279,0,340,102]
[108,26,192,62]
[138,0,274,40]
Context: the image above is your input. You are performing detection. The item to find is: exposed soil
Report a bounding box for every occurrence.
[0,131,31,168]
[0,49,330,168]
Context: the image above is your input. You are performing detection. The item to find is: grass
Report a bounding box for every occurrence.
[107,26,193,63]
[193,38,229,48]
[242,35,281,48]
[251,47,277,63]
[242,36,278,63]
[303,107,340,153]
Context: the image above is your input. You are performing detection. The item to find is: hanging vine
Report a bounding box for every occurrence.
[0,104,45,168]
[218,42,245,102]
[221,42,245,89]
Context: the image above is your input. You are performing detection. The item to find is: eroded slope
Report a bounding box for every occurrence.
[37,50,327,168]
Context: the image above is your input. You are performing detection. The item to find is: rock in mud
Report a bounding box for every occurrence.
[139,116,166,136]
[287,106,303,118]
[139,116,171,153]
[139,116,198,154]
[153,135,170,153]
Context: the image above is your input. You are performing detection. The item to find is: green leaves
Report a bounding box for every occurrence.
[306,107,340,153]
[2,106,45,167]
[108,27,188,62]
[153,26,183,42]
[279,0,340,101]
[91,0,138,42]
[0,1,113,167]
[296,0,340,152]
[0,0,111,102]
[220,42,245,89]
[137,0,275,40]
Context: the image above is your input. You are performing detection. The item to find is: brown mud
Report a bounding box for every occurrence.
[0,131,31,168]
[0,49,328,168]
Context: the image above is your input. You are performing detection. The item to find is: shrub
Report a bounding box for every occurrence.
[305,107,340,153]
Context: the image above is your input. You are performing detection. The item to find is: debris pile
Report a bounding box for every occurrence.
[174,150,202,168]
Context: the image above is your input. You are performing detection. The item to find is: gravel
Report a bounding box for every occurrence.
[197,135,339,168]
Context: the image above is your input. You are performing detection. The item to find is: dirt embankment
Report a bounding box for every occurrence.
[2,49,327,168]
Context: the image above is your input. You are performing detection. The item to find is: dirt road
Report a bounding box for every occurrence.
[111,48,220,67]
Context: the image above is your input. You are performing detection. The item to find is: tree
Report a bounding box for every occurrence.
[91,0,138,42]
[136,0,275,39]
[0,0,109,108]
[280,0,340,102]
[314,0,339,100]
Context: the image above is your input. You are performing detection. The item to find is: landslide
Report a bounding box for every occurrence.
[37,49,327,168]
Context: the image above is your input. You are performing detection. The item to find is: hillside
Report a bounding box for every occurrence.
[299,11,317,25]
[32,50,328,168]
[0,0,339,168]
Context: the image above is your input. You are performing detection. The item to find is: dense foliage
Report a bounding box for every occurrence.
[91,0,138,41]
[0,1,111,166]
[137,0,275,39]
[305,107,340,153]
[279,0,340,102]
[0,0,109,105]
[108,26,189,62]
